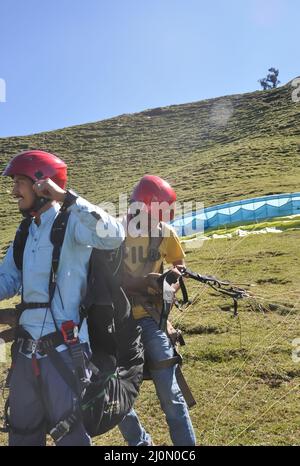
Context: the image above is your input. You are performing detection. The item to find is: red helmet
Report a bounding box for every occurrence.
[130,175,176,222]
[2,150,67,189]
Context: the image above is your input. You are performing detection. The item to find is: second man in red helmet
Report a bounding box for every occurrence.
[118,175,196,446]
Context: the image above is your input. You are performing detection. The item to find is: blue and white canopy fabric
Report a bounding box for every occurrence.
[171,192,300,237]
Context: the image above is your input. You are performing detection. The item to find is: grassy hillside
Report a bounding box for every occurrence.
[0,81,299,445]
[0,80,299,238]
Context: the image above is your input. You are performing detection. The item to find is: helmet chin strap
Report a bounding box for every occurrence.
[20,195,51,218]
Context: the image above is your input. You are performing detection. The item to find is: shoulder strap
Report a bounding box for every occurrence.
[13,217,32,270]
[12,210,71,328]
[48,210,71,311]
[12,210,71,275]
[141,223,164,277]
[50,210,71,277]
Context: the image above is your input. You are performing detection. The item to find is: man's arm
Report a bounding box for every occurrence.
[69,197,125,250]
[32,178,125,250]
[0,244,22,301]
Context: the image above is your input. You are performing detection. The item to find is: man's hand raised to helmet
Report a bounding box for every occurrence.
[33,178,67,203]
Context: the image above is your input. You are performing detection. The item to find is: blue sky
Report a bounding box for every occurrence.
[0,0,299,137]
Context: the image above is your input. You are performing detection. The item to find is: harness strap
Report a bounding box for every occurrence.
[13,216,31,271]
[47,211,71,333]
[147,351,196,409]
[140,224,164,277]
[147,355,181,371]
[13,211,71,331]
[68,342,88,383]
[136,298,196,408]
[175,366,196,408]
[50,412,79,444]
[17,331,64,356]
[44,347,80,397]
[15,302,50,312]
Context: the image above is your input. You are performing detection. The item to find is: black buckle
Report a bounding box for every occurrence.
[50,420,71,443]
[49,412,78,443]
[18,338,41,355]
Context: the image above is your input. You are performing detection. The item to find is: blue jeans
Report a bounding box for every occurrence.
[118,317,196,446]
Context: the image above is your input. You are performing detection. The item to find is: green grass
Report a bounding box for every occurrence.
[97,230,300,446]
[0,81,300,445]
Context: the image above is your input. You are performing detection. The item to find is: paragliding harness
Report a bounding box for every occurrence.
[130,230,250,409]
[2,210,144,442]
[128,230,196,408]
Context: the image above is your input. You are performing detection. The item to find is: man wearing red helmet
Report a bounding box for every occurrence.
[0,150,125,446]
[118,175,196,446]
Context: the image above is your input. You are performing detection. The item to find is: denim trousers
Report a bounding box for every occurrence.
[118,317,196,446]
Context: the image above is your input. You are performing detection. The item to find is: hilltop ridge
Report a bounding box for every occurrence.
[0,80,299,238]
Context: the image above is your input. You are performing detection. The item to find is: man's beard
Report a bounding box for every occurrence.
[20,196,50,218]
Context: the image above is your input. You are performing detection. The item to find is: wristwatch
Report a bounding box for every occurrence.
[61,189,78,211]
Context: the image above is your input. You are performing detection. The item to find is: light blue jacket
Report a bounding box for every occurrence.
[0,196,125,343]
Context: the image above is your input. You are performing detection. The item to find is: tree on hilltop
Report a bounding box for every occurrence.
[259,68,280,90]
